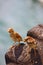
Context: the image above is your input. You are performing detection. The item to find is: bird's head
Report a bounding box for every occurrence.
[24,36,36,44]
[8,28,14,33]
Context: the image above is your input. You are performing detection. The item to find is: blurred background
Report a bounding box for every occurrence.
[0,0,43,65]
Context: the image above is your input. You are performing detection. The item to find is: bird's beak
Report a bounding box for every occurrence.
[8,28,11,33]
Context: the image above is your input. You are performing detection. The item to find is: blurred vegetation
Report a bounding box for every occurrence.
[32,0,38,3]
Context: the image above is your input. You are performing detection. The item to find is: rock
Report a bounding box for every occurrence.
[27,24,43,65]
[5,24,43,65]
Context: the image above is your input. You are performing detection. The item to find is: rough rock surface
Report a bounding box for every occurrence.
[27,24,43,65]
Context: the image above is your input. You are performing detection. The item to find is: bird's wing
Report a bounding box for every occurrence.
[15,32,22,38]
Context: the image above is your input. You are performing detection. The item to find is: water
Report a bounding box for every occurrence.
[0,0,43,65]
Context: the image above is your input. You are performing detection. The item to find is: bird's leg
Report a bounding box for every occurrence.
[17,41,20,47]
[14,40,16,44]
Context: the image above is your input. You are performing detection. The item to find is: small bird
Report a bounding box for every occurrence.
[24,36,37,57]
[23,36,37,49]
[8,28,23,43]
[24,36,36,43]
